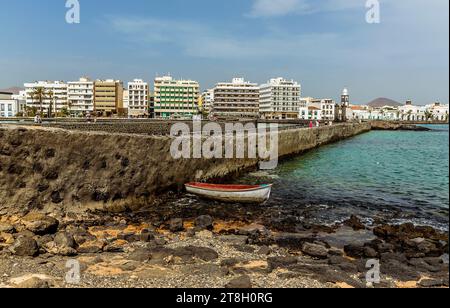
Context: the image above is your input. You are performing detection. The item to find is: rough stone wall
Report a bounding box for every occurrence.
[0,123,370,215]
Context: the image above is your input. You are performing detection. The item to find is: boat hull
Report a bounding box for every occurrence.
[185,183,272,204]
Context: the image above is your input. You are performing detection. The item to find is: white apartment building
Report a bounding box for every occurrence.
[299,97,313,120]
[0,92,17,118]
[201,89,214,114]
[154,76,199,119]
[11,90,27,115]
[299,97,335,121]
[212,78,259,119]
[398,100,427,121]
[123,90,129,110]
[128,79,149,117]
[67,77,94,115]
[259,78,301,120]
[24,81,68,114]
[426,102,449,121]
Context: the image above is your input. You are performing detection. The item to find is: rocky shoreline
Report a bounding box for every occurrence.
[1,210,448,289]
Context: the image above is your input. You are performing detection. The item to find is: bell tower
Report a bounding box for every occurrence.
[337,88,350,122]
[341,88,349,107]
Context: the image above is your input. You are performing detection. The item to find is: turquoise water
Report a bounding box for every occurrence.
[245,125,449,230]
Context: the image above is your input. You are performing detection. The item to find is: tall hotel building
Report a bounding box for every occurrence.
[67,77,94,115]
[211,78,259,119]
[153,76,199,119]
[259,78,301,120]
[93,80,124,116]
[127,79,149,117]
[24,81,68,114]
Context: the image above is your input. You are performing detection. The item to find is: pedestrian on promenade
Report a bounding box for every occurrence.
[309,121,313,129]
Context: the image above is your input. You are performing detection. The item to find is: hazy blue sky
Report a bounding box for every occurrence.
[0,0,448,104]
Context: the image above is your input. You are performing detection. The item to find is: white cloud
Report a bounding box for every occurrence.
[107,16,343,60]
[248,0,308,17]
[248,0,365,17]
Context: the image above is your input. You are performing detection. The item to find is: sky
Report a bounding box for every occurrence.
[0,0,448,105]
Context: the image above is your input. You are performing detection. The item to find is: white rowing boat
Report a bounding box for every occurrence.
[185,183,273,204]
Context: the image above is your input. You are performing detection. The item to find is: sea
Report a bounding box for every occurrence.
[239,124,449,231]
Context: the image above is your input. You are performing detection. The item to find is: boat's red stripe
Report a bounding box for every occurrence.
[187,183,262,191]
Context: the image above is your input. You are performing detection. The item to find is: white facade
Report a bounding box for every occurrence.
[398,101,427,121]
[201,89,214,114]
[123,90,129,110]
[67,77,94,115]
[308,106,322,120]
[0,92,18,118]
[313,99,335,121]
[11,90,27,115]
[426,102,449,121]
[128,79,149,117]
[259,78,301,119]
[24,81,68,114]
[212,78,259,119]
[299,97,334,121]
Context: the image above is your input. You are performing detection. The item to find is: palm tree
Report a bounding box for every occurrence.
[407,110,413,121]
[424,110,433,122]
[31,87,48,116]
[47,90,54,118]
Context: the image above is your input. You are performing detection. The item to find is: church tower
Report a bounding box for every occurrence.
[337,88,350,122]
[341,88,349,107]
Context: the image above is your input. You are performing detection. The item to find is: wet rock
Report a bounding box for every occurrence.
[50,191,63,204]
[0,223,15,234]
[382,259,421,281]
[267,256,298,271]
[344,244,365,258]
[343,215,366,231]
[272,233,310,249]
[328,256,359,273]
[21,213,59,235]
[301,242,328,259]
[9,236,39,257]
[169,218,184,233]
[407,258,441,273]
[380,252,407,263]
[225,275,252,289]
[328,248,344,257]
[364,247,378,259]
[194,215,214,230]
[419,279,448,288]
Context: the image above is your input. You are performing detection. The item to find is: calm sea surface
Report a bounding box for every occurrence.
[240,124,449,230]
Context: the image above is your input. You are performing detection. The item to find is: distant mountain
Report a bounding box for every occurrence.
[367,98,402,108]
[0,87,24,95]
